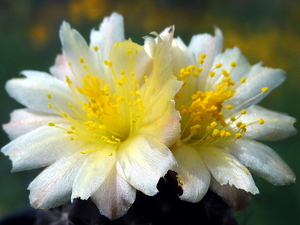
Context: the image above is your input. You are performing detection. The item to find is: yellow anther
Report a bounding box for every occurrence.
[104,60,113,66]
[136,90,141,95]
[193,72,199,77]
[258,118,265,124]
[230,61,237,67]
[108,152,113,156]
[261,87,269,93]
[209,71,215,77]
[236,122,242,128]
[114,43,119,47]
[68,62,72,66]
[222,69,230,77]
[225,105,233,110]
[212,129,220,137]
[228,80,235,86]
[215,63,222,68]
[239,123,246,129]
[219,129,226,137]
[126,50,132,54]
[47,94,52,99]
[93,46,98,51]
[67,131,73,134]
[235,133,243,139]
[210,121,217,128]
[68,103,73,108]
[230,116,236,122]
[48,103,53,109]
[120,70,125,75]
[48,122,55,126]
[130,72,135,76]
[240,78,247,83]
[197,67,203,72]
[79,57,84,63]
[240,109,247,114]
[144,76,148,83]
[65,76,72,85]
[71,125,76,130]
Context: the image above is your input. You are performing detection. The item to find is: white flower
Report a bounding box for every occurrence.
[1,13,181,219]
[166,27,296,208]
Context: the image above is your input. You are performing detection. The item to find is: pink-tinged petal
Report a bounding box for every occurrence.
[227,63,286,111]
[6,70,82,116]
[28,153,85,209]
[210,176,251,211]
[3,109,66,140]
[159,25,175,44]
[201,146,259,194]
[49,53,73,81]
[171,144,210,202]
[2,126,84,171]
[71,144,117,200]
[237,105,297,141]
[117,135,176,196]
[92,167,136,219]
[226,138,295,185]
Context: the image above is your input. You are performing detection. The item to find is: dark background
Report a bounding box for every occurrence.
[0,0,299,224]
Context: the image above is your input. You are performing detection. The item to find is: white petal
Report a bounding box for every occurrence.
[92,167,136,219]
[188,28,223,90]
[28,153,85,209]
[59,22,100,83]
[201,146,259,194]
[2,126,84,171]
[49,53,73,81]
[226,138,295,185]
[171,144,210,202]
[210,176,251,210]
[227,63,286,110]
[237,105,297,140]
[117,135,176,196]
[71,144,116,200]
[159,25,175,44]
[206,47,250,91]
[3,109,66,140]
[6,70,82,116]
[90,12,125,56]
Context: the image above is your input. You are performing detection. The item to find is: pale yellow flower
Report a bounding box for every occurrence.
[165,27,297,208]
[2,13,181,219]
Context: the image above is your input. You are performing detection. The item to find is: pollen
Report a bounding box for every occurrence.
[258,118,265,124]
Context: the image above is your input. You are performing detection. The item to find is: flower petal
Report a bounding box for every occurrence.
[92,167,136,219]
[117,135,176,196]
[171,144,210,202]
[28,153,85,209]
[3,108,66,140]
[2,126,84,171]
[201,146,259,194]
[227,63,286,111]
[210,176,251,211]
[71,144,117,201]
[6,70,82,116]
[49,53,73,81]
[237,105,297,140]
[226,138,295,185]
[90,12,125,56]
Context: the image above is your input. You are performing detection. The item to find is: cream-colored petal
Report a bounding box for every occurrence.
[236,105,297,140]
[28,153,85,209]
[71,144,117,200]
[226,138,295,185]
[92,167,136,219]
[2,126,84,171]
[171,144,210,202]
[3,109,66,140]
[201,146,259,194]
[117,135,176,196]
[6,70,82,116]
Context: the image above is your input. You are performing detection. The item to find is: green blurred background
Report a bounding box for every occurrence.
[0,0,299,224]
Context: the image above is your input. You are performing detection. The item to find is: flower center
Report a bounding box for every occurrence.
[47,41,148,154]
[177,54,266,147]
